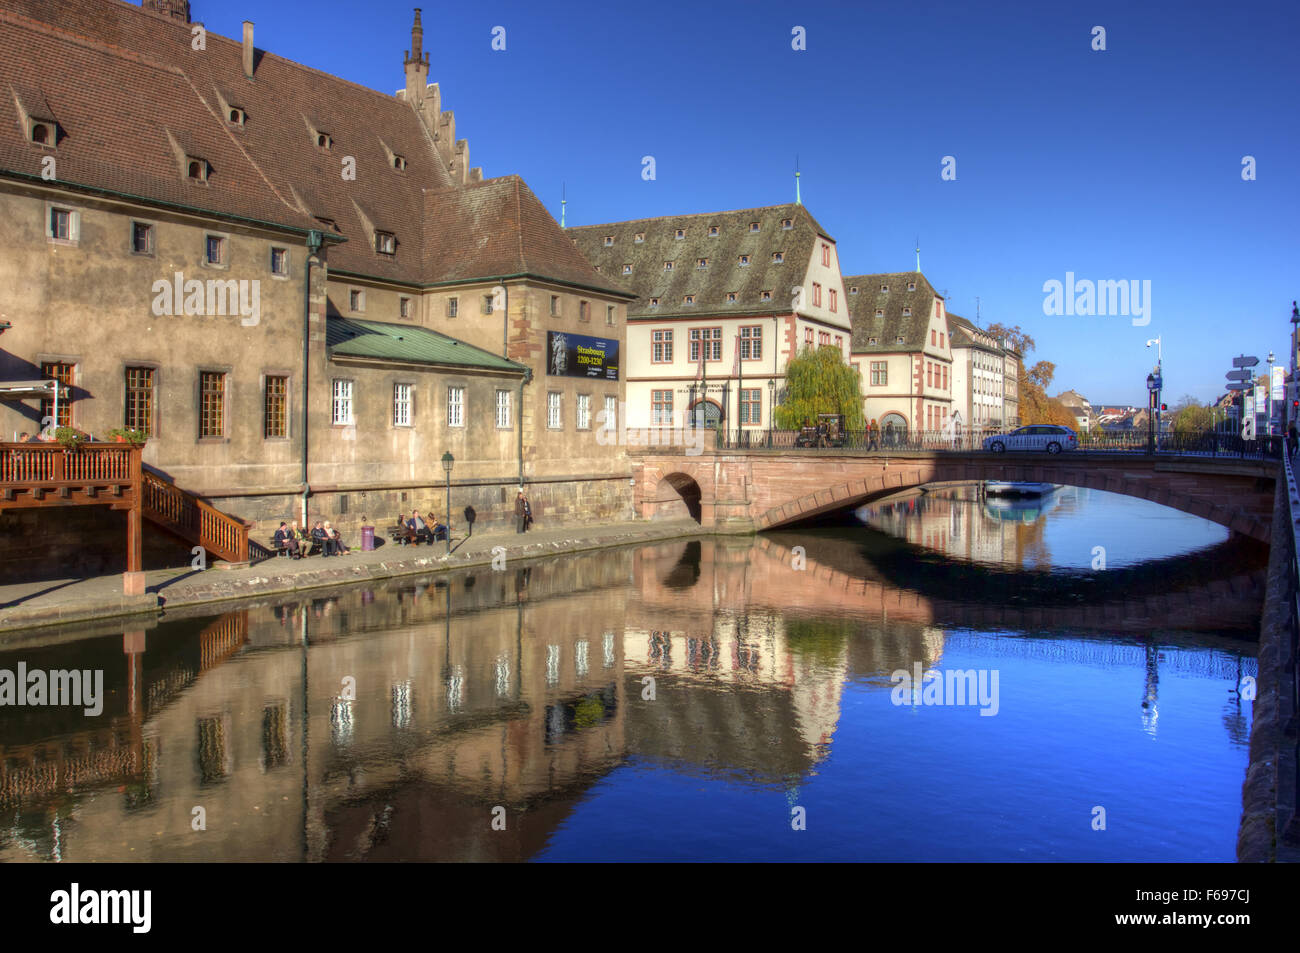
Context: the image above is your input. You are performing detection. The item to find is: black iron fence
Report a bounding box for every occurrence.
[715,427,1284,459]
[1279,446,1300,847]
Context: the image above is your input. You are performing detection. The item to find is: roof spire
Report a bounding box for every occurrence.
[915,236,920,273]
[560,182,566,228]
[406,9,425,65]
[794,155,801,206]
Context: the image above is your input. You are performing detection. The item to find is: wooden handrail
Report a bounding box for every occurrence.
[141,469,248,564]
[0,442,134,485]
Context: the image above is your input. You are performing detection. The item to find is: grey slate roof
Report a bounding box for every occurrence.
[568,203,832,318]
[844,272,942,352]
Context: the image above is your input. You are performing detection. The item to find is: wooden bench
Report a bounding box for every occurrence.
[269,536,321,557]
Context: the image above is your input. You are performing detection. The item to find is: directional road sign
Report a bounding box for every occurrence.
[1233,355,1261,368]
[1225,382,1248,391]
[1226,369,1254,381]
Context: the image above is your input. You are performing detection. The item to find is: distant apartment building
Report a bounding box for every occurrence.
[569,204,850,430]
[845,272,953,435]
[1056,389,1093,433]
[947,313,1005,432]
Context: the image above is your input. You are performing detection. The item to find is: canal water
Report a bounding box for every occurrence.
[0,486,1266,862]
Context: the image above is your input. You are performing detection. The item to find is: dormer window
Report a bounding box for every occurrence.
[850,286,858,294]
[781,218,793,229]
[604,235,614,246]
[29,118,57,146]
[375,231,396,255]
[697,258,708,269]
[868,337,878,345]
[683,295,696,306]
[649,297,660,308]
[739,255,751,266]
[634,232,645,243]
[316,132,333,150]
[392,154,407,171]
[228,107,246,126]
[896,336,905,344]
[663,261,674,271]
[749,222,760,233]
[875,309,884,318]
[674,228,685,240]
[726,292,737,304]
[907,281,916,291]
[708,225,719,237]
[881,284,888,292]
[772,252,784,263]
[622,263,632,275]
[187,157,208,182]
[760,290,772,302]
[902,307,911,316]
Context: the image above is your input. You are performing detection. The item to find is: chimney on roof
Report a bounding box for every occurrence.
[242,22,255,79]
[404,9,430,107]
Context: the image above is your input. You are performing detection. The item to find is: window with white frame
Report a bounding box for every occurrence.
[603,395,617,432]
[547,391,562,429]
[393,383,412,426]
[447,386,464,427]
[496,389,511,429]
[576,393,591,429]
[652,329,673,363]
[332,379,353,425]
[739,325,762,360]
[652,389,673,425]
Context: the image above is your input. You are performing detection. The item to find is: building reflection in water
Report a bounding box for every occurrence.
[0,520,1262,862]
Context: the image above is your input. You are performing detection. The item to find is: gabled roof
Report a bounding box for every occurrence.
[844,272,941,352]
[568,203,831,317]
[327,317,527,373]
[421,176,629,296]
[0,0,613,294]
[947,312,1001,351]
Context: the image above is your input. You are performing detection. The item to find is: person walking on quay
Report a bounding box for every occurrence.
[515,489,527,533]
[1288,422,1297,459]
[867,419,879,451]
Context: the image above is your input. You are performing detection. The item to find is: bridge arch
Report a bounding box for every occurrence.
[648,471,703,523]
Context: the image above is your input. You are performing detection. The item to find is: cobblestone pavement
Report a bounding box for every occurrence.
[0,519,708,635]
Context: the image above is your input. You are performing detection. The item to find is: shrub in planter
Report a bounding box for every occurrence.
[55,426,88,449]
[106,427,148,445]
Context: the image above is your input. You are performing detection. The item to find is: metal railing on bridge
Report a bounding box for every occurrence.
[716,427,1284,459]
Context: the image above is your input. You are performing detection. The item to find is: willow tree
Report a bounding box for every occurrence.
[774,346,866,431]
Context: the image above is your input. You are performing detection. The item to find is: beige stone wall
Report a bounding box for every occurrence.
[0,182,308,491]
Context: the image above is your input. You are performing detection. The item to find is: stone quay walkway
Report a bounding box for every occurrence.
[0,519,708,636]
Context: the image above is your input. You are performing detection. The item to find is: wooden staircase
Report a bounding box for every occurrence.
[142,468,249,564]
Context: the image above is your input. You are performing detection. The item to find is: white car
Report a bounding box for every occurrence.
[983,425,1078,454]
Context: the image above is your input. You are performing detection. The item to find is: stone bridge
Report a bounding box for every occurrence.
[631,439,1279,542]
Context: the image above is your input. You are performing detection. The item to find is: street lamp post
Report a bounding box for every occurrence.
[767,378,775,448]
[1146,372,1157,454]
[1267,351,1275,437]
[1146,336,1162,437]
[441,451,454,555]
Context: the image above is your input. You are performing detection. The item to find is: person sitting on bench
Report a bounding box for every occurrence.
[408,511,432,545]
[429,513,448,542]
[324,521,350,555]
[273,521,301,558]
[311,520,338,556]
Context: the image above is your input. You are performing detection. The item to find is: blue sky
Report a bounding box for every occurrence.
[198,0,1299,406]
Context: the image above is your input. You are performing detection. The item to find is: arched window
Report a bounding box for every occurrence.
[31,123,50,144]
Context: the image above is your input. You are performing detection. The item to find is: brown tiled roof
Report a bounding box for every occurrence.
[845,272,942,352]
[0,0,613,293]
[568,203,831,318]
[421,176,629,295]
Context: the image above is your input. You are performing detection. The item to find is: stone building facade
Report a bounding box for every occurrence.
[0,0,634,576]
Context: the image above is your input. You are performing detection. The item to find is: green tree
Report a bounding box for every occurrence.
[1171,398,1215,435]
[774,346,866,431]
[985,325,1074,427]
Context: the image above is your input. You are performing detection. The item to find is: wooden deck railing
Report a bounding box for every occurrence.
[142,469,249,564]
[0,442,135,487]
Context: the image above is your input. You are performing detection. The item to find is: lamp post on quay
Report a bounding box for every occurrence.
[767,378,775,448]
[441,451,454,555]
